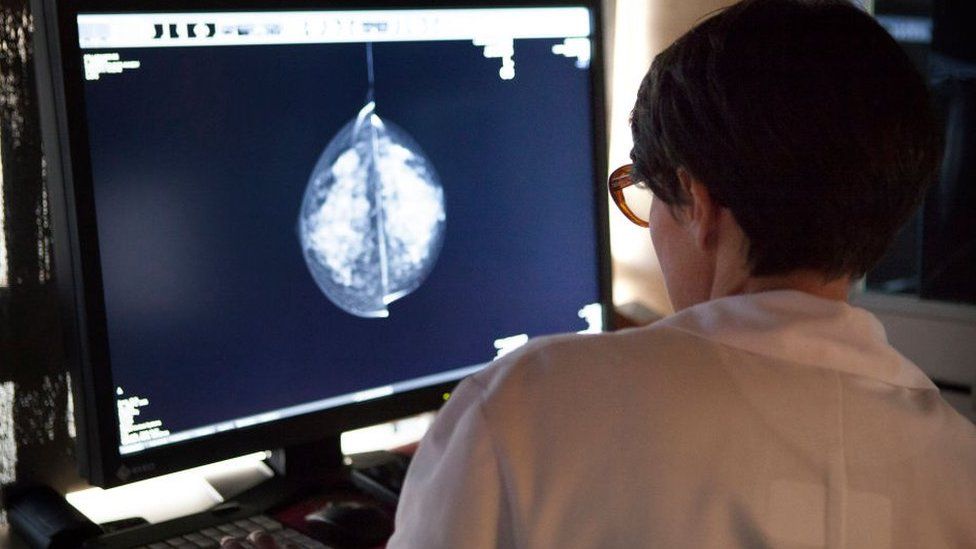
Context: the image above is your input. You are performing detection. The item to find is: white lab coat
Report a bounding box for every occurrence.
[389,291,976,548]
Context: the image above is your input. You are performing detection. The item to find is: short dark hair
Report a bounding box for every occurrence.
[630,0,942,278]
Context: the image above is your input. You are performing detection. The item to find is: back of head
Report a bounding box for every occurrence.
[631,0,942,279]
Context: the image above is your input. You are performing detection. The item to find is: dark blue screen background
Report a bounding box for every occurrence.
[82,38,602,435]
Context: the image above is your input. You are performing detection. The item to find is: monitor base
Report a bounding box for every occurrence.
[266,435,345,482]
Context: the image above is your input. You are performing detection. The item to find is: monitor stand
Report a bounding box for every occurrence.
[223,434,351,514]
[268,435,346,483]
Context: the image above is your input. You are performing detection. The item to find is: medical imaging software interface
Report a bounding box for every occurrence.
[77,8,603,454]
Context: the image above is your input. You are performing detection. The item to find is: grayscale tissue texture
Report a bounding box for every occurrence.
[299,101,446,318]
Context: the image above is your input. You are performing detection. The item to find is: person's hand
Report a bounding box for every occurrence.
[220,529,298,549]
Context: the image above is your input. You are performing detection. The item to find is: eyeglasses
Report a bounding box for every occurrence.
[607,164,650,228]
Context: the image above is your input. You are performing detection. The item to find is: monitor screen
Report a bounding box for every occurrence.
[55,4,608,467]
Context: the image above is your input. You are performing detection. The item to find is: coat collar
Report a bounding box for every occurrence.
[656,290,936,390]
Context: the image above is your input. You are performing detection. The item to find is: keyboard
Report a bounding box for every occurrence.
[133,515,331,549]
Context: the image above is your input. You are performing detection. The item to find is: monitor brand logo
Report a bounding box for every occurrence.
[116,462,156,480]
[153,23,217,40]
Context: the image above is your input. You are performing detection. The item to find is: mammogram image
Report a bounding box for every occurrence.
[298,101,446,318]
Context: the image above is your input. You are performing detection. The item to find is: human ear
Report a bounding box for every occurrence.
[676,167,719,251]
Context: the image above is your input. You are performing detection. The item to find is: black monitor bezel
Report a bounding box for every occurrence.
[34,0,612,488]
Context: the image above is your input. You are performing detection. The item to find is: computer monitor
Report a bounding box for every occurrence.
[33,0,611,488]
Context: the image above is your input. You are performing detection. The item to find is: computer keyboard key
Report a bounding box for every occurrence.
[221,526,250,537]
[186,535,217,547]
[233,518,262,531]
[252,516,283,531]
[201,528,224,539]
[149,544,171,549]
[166,538,188,547]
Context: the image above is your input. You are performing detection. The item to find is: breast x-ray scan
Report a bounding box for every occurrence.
[299,44,446,318]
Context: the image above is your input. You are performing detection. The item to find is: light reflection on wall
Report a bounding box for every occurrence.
[607,0,660,310]
[606,0,663,313]
[606,0,737,316]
